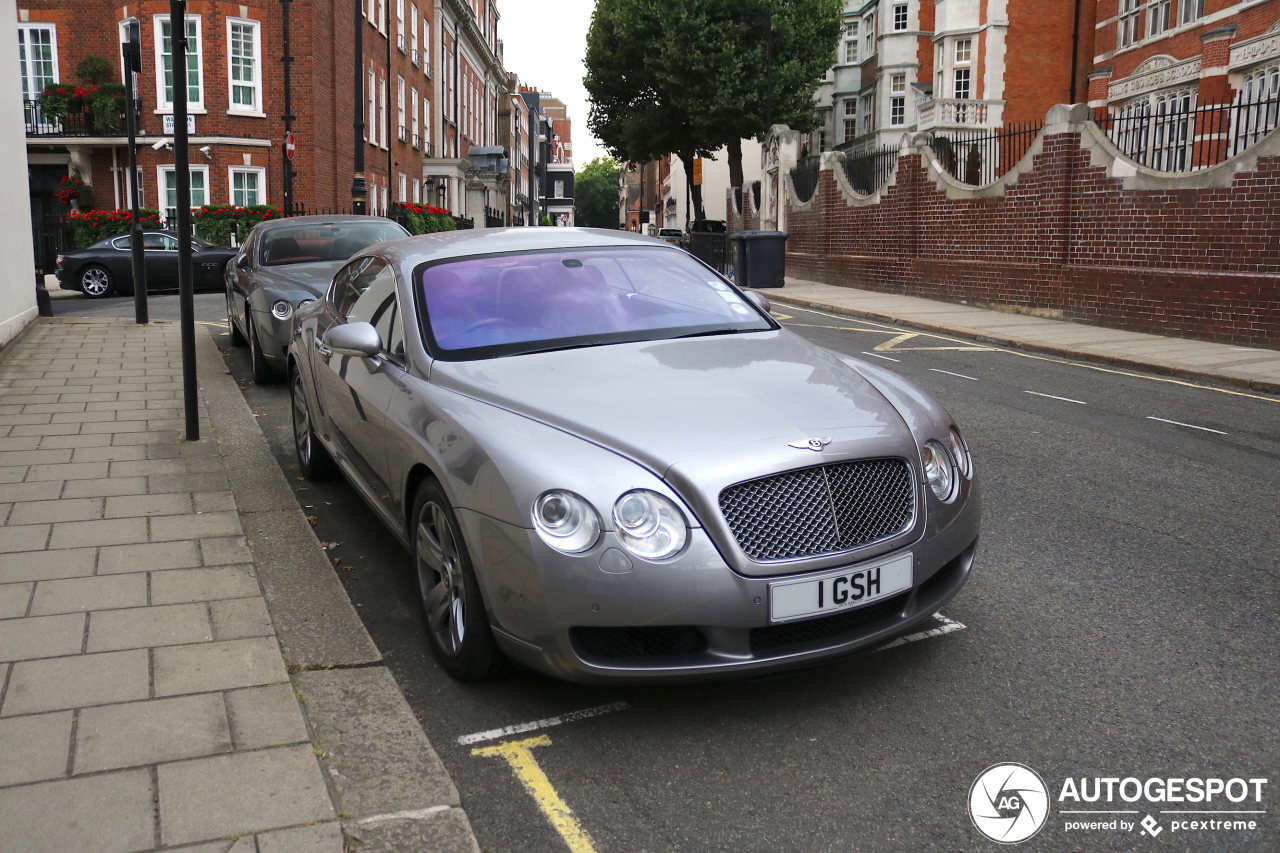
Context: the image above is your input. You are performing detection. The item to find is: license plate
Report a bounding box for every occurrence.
[769,553,913,622]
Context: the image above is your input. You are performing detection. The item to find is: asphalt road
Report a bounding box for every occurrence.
[62,292,1280,852]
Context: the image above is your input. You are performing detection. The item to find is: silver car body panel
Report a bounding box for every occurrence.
[288,227,980,683]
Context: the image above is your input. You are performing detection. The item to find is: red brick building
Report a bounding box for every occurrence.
[1088,0,1280,157]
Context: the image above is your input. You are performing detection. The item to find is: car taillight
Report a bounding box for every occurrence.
[55,255,65,266]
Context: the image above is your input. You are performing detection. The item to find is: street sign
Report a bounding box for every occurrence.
[284,131,296,161]
[693,157,703,186]
[162,114,195,134]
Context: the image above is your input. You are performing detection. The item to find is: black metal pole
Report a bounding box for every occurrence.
[352,0,367,213]
[122,21,147,324]
[170,0,198,441]
[281,0,294,215]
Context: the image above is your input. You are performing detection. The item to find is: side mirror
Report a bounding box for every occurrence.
[323,322,383,358]
[235,255,249,269]
[745,290,771,315]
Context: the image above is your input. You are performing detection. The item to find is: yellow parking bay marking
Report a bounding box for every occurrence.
[782,304,1280,404]
[457,701,630,746]
[473,735,598,853]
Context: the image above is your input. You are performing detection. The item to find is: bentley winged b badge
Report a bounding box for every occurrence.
[788,437,833,452]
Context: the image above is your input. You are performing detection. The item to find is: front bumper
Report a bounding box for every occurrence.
[456,487,979,684]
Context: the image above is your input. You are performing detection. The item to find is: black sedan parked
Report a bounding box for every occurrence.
[56,231,236,298]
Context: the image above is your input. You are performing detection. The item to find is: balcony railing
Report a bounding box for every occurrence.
[423,62,434,80]
[423,140,435,157]
[916,98,1001,130]
[23,100,126,137]
[397,34,408,53]
[411,48,421,67]
[411,133,422,149]
[397,125,408,143]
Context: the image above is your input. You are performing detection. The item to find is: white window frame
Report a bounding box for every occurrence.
[226,18,262,115]
[892,4,908,32]
[423,17,432,66]
[158,164,210,225]
[1147,0,1172,38]
[154,14,204,113]
[1180,0,1204,25]
[411,86,420,146]
[379,76,388,149]
[1118,0,1141,50]
[863,13,875,58]
[844,21,858,64]
[397,76,407,141]
[367,68,377,144]
[376,0,387,33]
[17,24,59,102]
[953,67,971,100]
[229,166,266,206]
[860,92,874,136]
[424,97,431,149]
[410,4,420,63]
[396,0,405,49]
[398,172,407,201]
[954,38,972,64]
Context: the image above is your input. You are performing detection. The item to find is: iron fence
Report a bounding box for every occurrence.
[23,100,129,137]
[484,206,505,228]
[453,215,474,230]
[1096,94,1280,171]
[790,155,821,202]
[839,144,899,194]
[929,121,1043,186]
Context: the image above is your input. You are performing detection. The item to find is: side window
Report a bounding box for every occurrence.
[329,256,381,318]
[347,264,400,352]
[160,235,180,251]
[142,233,167,250]
[387,303,405,359]
[112,236,131,250]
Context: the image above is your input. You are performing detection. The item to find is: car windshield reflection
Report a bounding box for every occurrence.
[260,222,406,266]
[419,247,772,360]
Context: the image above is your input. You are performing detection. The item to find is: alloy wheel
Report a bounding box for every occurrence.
[81,268,110,297]
[417,502,467,656]
[291,371,311,467]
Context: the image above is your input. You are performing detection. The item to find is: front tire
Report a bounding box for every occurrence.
[80,265,115,299]
[290,365,336,480]
[227,290,247,346]
[412,479,505,680]
[247,312,278,384]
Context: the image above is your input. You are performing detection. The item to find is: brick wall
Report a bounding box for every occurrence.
[773,122,1280,347]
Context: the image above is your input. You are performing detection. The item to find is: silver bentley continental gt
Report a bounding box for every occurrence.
[287,228,979,684]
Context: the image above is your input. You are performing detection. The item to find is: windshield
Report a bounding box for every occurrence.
[260,222,407,266]
[419,247,773,360]
[658,229,682,237]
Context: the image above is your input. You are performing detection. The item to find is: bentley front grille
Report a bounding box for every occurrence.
[718,458,914,561]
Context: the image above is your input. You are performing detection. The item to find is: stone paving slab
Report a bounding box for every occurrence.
[774,277,1280,393]
[0,319,478,852]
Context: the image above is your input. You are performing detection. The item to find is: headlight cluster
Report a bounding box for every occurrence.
[270,300,293,320]
[921,427,972,503]
[532,488,688,560]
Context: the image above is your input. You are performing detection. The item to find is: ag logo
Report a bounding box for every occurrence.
[969,763,1050,844]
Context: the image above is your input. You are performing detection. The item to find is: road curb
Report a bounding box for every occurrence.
[195,327,482,852]
[760,291,1280,397]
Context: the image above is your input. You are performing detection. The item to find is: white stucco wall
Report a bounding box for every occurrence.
[664,139,764,229]
[0,0,38,348]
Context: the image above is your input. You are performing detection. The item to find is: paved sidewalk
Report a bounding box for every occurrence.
[0,319,478,853]
[769,278,1280,394]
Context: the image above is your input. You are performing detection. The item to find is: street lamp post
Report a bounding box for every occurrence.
[170,0,199,441]
[121,19,147,325]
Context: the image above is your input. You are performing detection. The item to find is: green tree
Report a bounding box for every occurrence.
[585,0,716,219]
[585,0,841,214]
[574,157,623,228]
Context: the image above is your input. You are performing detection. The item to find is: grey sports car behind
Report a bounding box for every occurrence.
[287,228,980,684]
[226,215,408,382]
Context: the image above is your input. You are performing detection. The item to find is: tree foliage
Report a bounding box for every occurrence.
[585,0,842,202]
[574,157,623,228]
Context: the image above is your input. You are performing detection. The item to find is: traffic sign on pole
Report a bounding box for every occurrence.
[284,131,296,161]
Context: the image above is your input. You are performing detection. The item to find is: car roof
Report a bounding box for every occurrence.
[367,227,675,268]
[254,214,399,232]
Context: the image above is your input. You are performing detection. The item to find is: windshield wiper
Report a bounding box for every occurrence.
[671,327,759,339]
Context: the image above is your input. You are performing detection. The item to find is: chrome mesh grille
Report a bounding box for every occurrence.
[718,458,914,561]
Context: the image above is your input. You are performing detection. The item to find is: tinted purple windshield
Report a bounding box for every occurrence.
[419,247,770,358]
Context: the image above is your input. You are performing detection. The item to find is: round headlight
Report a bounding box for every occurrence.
[612,490,687,560]
[271,300,293,320]
[921,440,956,502]
[532,490,601,554]
[949,427,972,480]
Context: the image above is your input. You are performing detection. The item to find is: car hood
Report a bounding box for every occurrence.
[430,329,910,476]
[256,260,345,297]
